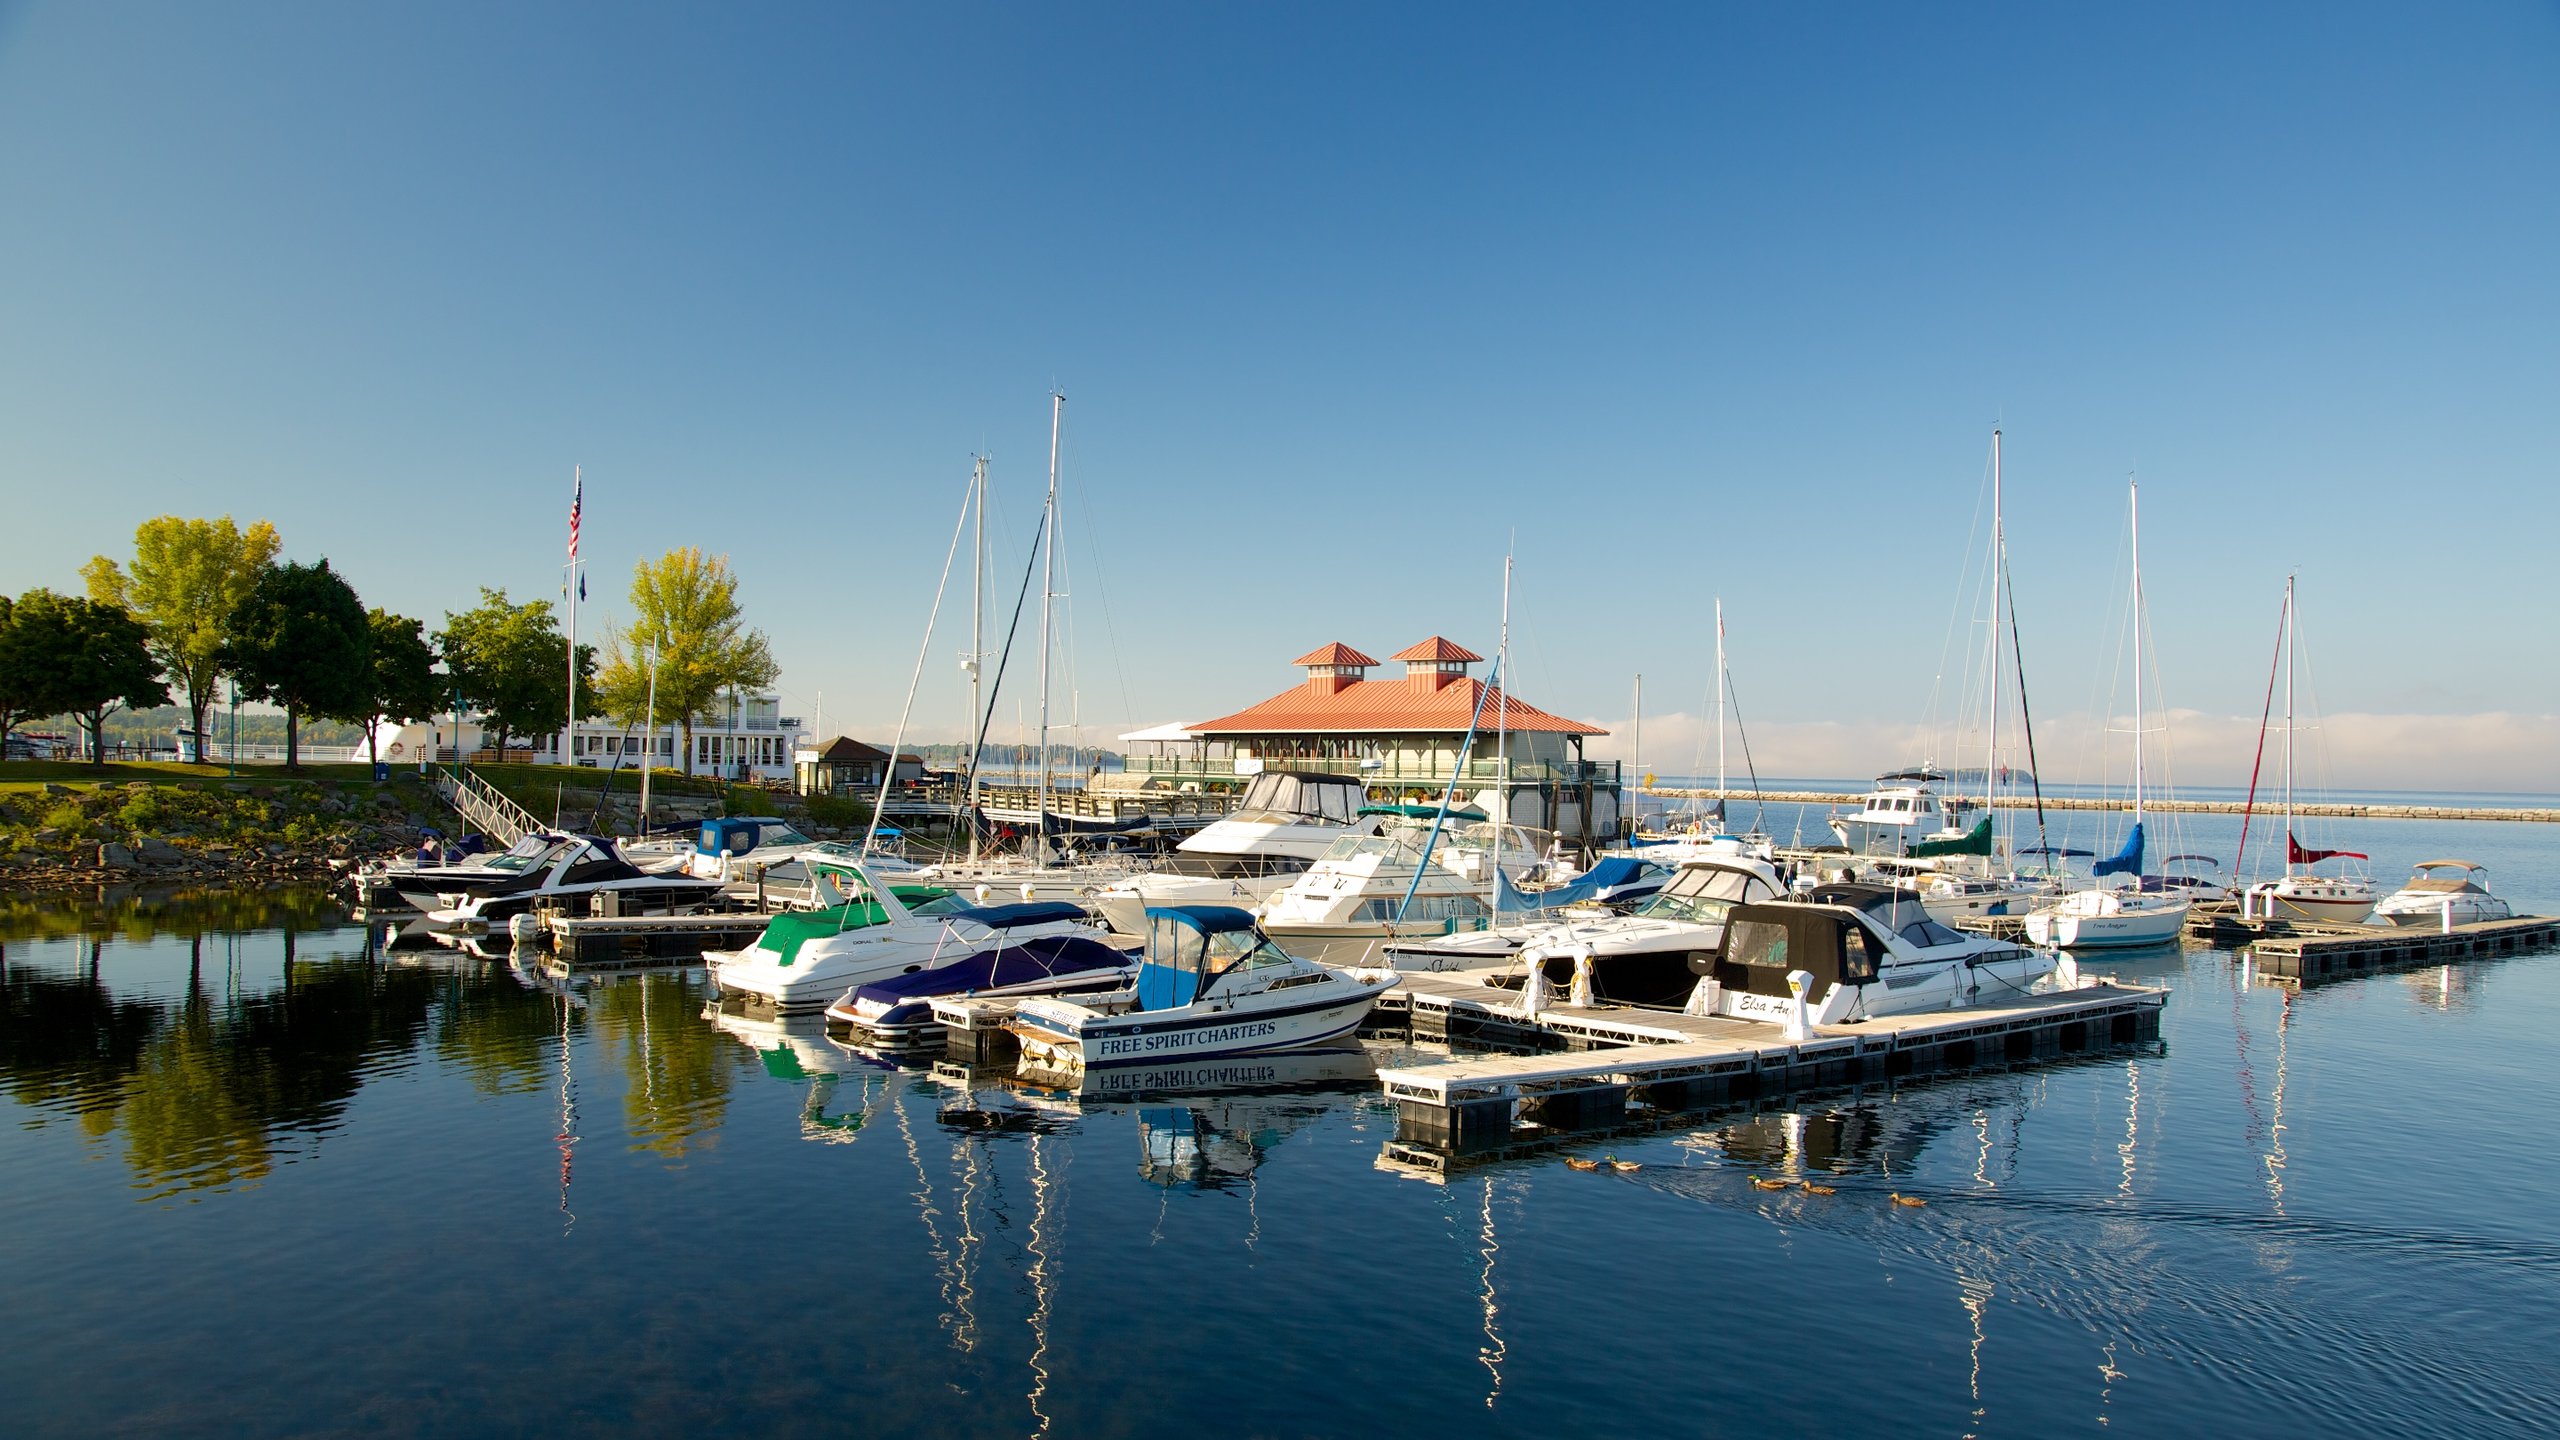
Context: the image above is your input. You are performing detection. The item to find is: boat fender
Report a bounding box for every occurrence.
[976,885,992,904]
[1569,945,1596,1008]
[506,913,542,944]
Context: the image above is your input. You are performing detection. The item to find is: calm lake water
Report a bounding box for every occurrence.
[4,806,2556,1438]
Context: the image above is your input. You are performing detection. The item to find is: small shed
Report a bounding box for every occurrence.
[795,736,893,796]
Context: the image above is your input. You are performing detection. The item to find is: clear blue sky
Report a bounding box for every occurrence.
[2,3,2553,787]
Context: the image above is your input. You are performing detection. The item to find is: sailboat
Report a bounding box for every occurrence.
[2024,479,2196,948]
[1845,431,2051,922]
[2240,577,2375,925]
[922,396,1143,903]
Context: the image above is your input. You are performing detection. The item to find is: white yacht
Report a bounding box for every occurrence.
[1090,770,1377,935]
[409,832,729,928]
[707,858,1105,1014]
[1254,812,1556,965]
[1693,883,2063,1026]
[1827,771,1983,857]
[2373,860,2512,928]
[1007,906,1396,1069]
[1383,856,1788,1007]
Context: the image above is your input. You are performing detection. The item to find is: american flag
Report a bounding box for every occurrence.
[568,467,583,560]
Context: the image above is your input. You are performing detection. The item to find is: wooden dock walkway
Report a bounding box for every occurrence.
[2240,913,2558,985]
[1644,787,2560,825]
[541,909,770,965]
[1374,973,2165,1156]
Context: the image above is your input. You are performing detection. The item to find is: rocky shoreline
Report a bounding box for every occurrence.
[0,778,439,894]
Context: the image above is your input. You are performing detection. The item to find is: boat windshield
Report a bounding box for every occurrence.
[760,824,812,847]
[1638,865,1766,925]
[486,838,567,873]
[909,893,974,916]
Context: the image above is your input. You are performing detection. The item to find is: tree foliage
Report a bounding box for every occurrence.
[439,588,595,758]
[594,548,777,774]
[82,515,281,763]
[2,589,171,764]
[225,560,371,770]
[363,609,444,764]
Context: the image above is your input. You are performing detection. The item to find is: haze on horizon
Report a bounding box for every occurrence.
[1,4,2552,795]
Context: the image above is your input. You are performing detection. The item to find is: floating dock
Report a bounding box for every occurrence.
[2241,913,2558,986]
[1374,971,2164,1159]
[540,909,771,965]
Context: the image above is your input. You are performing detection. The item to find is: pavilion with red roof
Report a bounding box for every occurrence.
[1175,637,1621,846]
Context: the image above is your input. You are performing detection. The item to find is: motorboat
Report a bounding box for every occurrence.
[707,858,1104,1014]
[415,832,730,928]
[2373,860,2512,928]
[1385,856,1785,1006]
[1089,770,1379,934]
[823,933,1139,1046]
[1826,771,1983,857]
[1006,906,1397,1069]
[1689,882,2062,1026]
[346,834,495,909]
[638,816,830,881]
[390,831,591,911]
[1253,812,1559,965]
[1863,856,2059,925]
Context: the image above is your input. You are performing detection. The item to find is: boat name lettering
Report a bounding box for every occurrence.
[1094,1019,1282,1058]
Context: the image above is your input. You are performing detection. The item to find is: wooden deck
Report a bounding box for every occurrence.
[541,909,770,965]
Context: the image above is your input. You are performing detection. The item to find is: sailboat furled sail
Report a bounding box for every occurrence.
[2092,823,2144,879]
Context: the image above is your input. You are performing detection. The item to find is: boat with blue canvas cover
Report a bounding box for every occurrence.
[823,933,1139,1044]
[1006,906,1396,1069]
[708,857,1105,1014]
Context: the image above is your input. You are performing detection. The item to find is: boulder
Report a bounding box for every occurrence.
[40,783,72,796]
[99,841,137,868]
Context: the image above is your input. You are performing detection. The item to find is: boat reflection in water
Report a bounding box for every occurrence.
[1019,1045,1380,1188]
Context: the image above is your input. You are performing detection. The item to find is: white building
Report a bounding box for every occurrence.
[354,693,806,784]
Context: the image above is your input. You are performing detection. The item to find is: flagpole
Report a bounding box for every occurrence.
[566,465,582,779]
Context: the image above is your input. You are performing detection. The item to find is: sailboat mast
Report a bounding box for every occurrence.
[2129,478,2145,832]
[1985,430,2003,822]
[1490,552,1512,919]
[2282,574,2296,875]
[1035,395,1061,863]
[968,454,986,865]
[1715,597,1727,796]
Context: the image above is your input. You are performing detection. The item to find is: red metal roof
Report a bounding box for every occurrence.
[1389,635,1484,663]
[1290,641,1379,668]
[1192,675,1606,737]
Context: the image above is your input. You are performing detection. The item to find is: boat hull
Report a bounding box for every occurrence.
[2245,884,2374,927]
[2023,901,2188,949]
[1011,983,1391,1069]
[2374,894,2511,927]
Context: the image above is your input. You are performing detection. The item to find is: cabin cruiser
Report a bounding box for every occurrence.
[1827,771,1982,857]
[621,816,829,881]
[1689,883,2061,1026]
[2373,860,2512,928]
[707,858,1105,1014]
[1007,906,1396,1069]
[823,933,1138,1046]
[1254,812,1559,965]
[2242,857,2376,927]
[1384,856,1788,1007]
[346,834,493,909]
[1854,855,2058,924]
[415,832,731,929]
[1089,771,1378,934]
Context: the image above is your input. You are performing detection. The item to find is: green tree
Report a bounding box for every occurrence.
[81,515,282,764]
[6,590,171,764]
[438,589,595,759]
[594,548,778,775]
[225,560,371,771]
[361,609,444,765]
[0,592,33,754]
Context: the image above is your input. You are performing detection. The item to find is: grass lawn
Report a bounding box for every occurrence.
[0,759,400,791]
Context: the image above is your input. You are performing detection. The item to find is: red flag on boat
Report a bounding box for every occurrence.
[2288,833,2367,865]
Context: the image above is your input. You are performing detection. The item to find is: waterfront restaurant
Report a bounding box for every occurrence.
[1167,638,1623,848]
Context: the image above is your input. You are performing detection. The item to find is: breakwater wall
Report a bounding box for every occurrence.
[1643,788,2560,825]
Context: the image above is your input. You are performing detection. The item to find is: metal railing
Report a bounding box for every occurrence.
[1118,754,1622,785]
[431,763,544,847]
